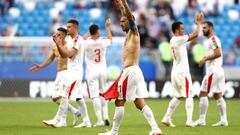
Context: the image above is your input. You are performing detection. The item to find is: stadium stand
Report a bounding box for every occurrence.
[0,0,239,80]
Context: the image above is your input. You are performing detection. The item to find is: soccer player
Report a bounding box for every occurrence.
[29,27,80,127]
[194,21,228,127]
[161,13,203,127]
[54,19,91,128]
[98,0,162,135]
[80,18,112,127]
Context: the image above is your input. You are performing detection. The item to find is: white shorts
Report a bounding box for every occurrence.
[117,65,149,101]
[63,69,83,100]
[86,72,107,98]
[52,70,67,98]
[171,71,193,98]
[200,68,225,94]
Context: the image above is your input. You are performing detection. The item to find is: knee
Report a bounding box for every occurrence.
[135,103,144,110]
[200,91,208,97]
[52,97,62,104]
[115,100,125,107]
[213,93,222,100]
[134,99,145,110]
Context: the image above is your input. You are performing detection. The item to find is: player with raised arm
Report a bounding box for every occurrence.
[99,0,162,135]
[194,21,228,127]
[78,18,112,127]
[54,19,91,128]
[161,13,204,127]
[161,13,203,127]
[29,27,80,127]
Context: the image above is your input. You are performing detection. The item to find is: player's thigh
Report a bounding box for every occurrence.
[200,73,213,93]
[171,73,186,97]
[98,74,107,93]
[87,76,100,98]
[213,72,225,94]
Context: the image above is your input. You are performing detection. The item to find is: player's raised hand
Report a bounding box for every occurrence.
[54,34,63,46]
[114,0,123,9]
[29,64,42,72]
[105,17,111,28]
[195,12,204,25]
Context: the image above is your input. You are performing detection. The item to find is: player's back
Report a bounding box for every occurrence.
[170,35,190,73]
[66,34,84,70]
[84,38,111,75]
[205,35,223,73]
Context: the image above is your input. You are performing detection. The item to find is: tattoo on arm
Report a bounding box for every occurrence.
[121,0,134,24]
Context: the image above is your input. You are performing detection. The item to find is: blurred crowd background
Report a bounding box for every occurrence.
[0,0,240,80]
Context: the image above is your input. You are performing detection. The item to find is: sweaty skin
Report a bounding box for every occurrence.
[123,30,140,68]
[52,42,67,72]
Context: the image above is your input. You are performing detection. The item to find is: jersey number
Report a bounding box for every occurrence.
[94,49,101,63]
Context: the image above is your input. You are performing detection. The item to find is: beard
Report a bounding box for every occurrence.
[203,30,210,37]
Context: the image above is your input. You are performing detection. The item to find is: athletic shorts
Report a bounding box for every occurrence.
[86,72,107,98]
[171,71,193,98]
[63,69,83,100]
[52,70,67,98]
[200,68,225,94]
[117,65,149,101]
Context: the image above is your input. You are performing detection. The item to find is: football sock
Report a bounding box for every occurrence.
[199,97,208,121]
[100,96,109,120]
[93,97,103,122]
[111,106,124,133]
[216,97,227,121]
[185,97,193,122]
[142,105,159,130]
[54,98,68,123]
[76,98,90,123]
[164,97,180,119]
[67,102,78,114]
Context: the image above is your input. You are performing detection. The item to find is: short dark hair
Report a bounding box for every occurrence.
[67,19,79,26]
[89,24,99,35]
[172,21,183,33]
[203,21,214,28]
[57,27,67,34]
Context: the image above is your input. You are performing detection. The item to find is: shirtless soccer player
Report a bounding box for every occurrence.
[29,27,80,127]
[99,0,162,135]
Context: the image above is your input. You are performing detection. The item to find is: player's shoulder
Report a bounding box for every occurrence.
[209,35,220,43]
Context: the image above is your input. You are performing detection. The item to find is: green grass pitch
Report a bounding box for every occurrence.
[0,99,239,135]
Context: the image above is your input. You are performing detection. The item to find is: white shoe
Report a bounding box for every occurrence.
[74,122,91,128]
[73,111,81,126]
[186,121,195,127]
[93,121,105,127]
[98,130,118,135]
[52,121,66,128]
[161,117,176,127]
[42,119,57,127]
[193,119,206,126]
[212,121,228,127]
[149,128,162,135]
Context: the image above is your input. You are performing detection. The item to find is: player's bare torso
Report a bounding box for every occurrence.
[52,44,67,72]
[123,31,140,68]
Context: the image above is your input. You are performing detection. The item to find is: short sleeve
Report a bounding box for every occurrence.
[210,36,219,49]
[178,34,189,44]
[171,34,189,47]
[73,35,83,50]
